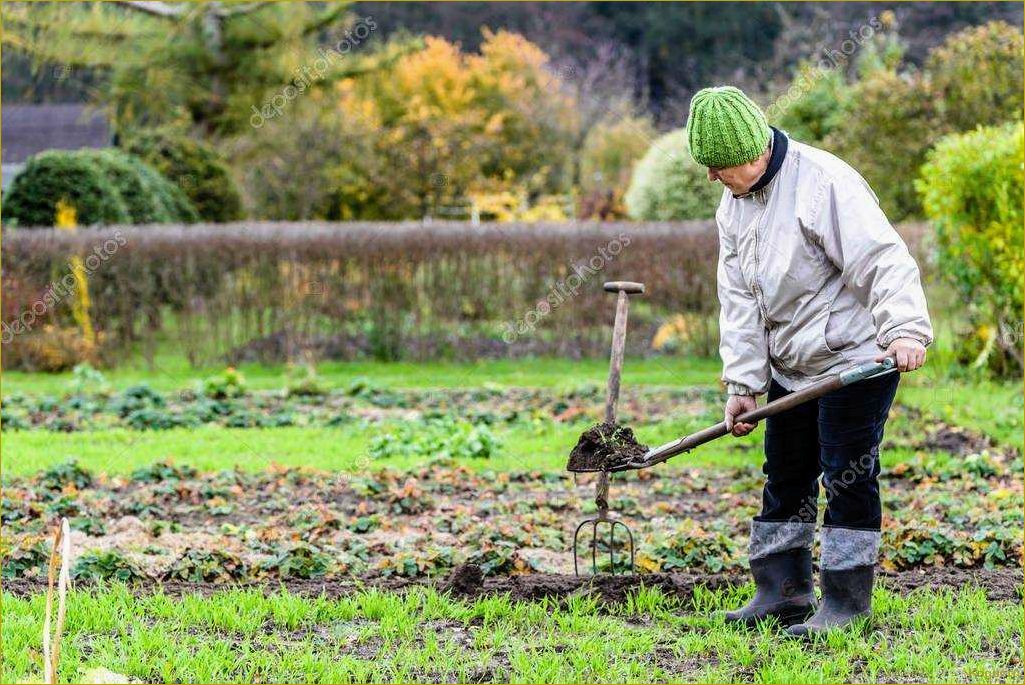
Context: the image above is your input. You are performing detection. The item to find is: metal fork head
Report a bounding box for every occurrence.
[572,515,634,576]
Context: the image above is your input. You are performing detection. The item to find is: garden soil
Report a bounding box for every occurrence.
[5,566,1020,604]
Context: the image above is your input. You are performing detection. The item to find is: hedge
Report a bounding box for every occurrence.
[0,221,932,369]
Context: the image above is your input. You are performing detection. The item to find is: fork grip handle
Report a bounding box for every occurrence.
[636,359,896,469]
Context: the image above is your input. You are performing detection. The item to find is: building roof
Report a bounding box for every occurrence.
[2,103,111,164]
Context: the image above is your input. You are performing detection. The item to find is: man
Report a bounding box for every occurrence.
[686,86,932,636]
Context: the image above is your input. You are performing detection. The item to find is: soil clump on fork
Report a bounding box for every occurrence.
[566,422,649,472]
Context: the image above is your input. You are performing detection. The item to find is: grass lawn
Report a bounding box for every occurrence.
[3,357,1022,684]
[3,356,1020,476]
[3,583,1021,683]
[2,355,725,396]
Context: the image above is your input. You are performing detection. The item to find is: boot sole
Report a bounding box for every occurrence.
[724,603,816,629]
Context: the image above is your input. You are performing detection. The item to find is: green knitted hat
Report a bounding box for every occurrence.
[687,86,771,168]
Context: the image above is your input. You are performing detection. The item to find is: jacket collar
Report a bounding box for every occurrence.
[733,127,788,202]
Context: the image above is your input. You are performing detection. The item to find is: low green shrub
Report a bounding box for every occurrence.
[624,128,721,220]
[1,150,130,227]
[1,535,50,578]
[123,128,244,223]
[200,367,248,400]
[368,417,500,461]
[80,149,198,224]
[258,542,333,579]
[917,121,1024,376]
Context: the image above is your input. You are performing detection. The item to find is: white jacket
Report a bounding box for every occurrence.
[716,134,933,395]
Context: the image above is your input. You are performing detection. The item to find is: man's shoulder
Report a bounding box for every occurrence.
[789,139,866,189]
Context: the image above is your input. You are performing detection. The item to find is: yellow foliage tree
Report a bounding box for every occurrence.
[326,30,579,219]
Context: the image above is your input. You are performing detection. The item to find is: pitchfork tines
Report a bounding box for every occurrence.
[570,280,642,576]
[573,471,634,575]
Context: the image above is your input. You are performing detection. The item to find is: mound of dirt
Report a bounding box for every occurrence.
[921,426,994,456]
[443,563,485,596]
[566,422,649,472]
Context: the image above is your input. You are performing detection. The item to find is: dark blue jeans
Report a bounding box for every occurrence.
[755,372,899,531]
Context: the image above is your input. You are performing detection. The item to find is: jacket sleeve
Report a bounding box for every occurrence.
[717,215,771,396]
[811,175,933,349]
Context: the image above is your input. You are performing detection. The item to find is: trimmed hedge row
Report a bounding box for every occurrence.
[1,221,931,369]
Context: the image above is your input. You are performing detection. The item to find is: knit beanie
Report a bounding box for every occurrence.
[687,86,771,168]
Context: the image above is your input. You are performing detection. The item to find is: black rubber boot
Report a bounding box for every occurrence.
[724,548,816,627]
[787,565,874,637]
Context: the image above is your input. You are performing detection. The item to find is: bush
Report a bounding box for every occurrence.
[80,149,198,224]
[624,129,721,220]
[771,64,846,145]
[917,121,1024,376]
[824,68,940,221]
[926,21,1024,133]
[123,128,244,222]
[578,115,656,219]
[1,150,130,227]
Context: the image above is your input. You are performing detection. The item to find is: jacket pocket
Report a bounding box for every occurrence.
[824,298,875,354]
[770,316,836,376]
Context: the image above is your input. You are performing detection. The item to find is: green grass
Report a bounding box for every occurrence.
[0,418,765,478]
[3,583,1020,683]
[1,355,724,396]
[3,411,950,479]
[3,357,1019,478]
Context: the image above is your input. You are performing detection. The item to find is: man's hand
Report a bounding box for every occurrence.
[876,337,927,372]
[725,394,758,436]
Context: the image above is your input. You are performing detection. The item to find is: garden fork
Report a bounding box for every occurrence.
[571,280,643,576]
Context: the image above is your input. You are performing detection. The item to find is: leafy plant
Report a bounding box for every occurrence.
[1,535,50,578]
[38,459,93,491]
[130,460,197,484]
[369,417,500,461]
[72,550,148,583]
[200,367,248,400]
[109,384,165,418]
[284,362,328,397]
[67,363,112,397]
[258,542,334,579]
[636,519,742,573]
[164,548,248,582]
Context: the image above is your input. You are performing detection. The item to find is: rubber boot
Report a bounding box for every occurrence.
[787,565,874,637]
[724,548,816,627]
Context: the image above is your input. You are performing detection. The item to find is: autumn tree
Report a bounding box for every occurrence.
[1,1,406,136]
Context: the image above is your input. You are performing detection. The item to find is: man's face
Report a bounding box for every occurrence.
[706,153,769,195]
